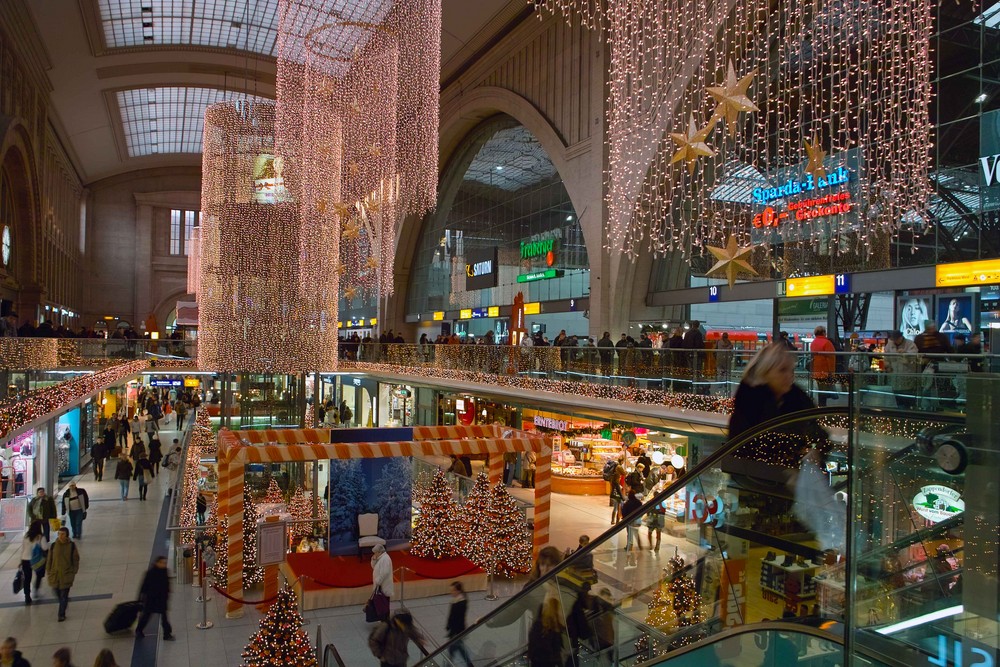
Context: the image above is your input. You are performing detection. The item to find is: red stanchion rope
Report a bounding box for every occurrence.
[210,585,281,606]
[301,563,483,589]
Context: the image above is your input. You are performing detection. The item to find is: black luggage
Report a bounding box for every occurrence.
[104,600,142,633]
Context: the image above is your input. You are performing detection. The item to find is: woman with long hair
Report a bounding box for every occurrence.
[19,519,48,604]
[93,649,120,667]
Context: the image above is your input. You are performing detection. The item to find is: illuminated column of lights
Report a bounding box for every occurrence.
[533,0,932,273]
[198,100,337,373]
[275,0,440,302]
[186,226,201,299]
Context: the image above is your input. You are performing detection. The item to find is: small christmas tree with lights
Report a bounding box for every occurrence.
[458,472,492,563]
[410,469,462,559]
[460,474,532,578]
[262,478,285,504]
[243,492,263,585]
[635,569,679,659]
[665,554,706,648]
[241,585,317,667]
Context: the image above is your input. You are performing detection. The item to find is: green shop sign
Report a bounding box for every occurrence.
[517,268,563,283]
[520,238,556,260]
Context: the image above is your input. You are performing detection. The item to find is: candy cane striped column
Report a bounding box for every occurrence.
[488,451,504,487]
[532,439,553,558]
[217,438,246,618]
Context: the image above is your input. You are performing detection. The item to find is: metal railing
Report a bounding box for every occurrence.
[0,337,197,370]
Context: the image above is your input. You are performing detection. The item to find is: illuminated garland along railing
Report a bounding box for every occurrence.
[0,338,197,369]
[0,358,190,439]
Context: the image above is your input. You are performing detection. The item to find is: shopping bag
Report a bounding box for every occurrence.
[30,543,45,572]
[49,518,62,532]
[13,568,23,595]
[364,587,390,622]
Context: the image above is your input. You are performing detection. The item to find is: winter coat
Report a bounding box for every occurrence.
[46,539,80,588]
[29,495,57,521]
[115,459,134,481]
[133,458,153,484]
[727,382,828,470]
[61,487,89,514]
[445,597,468,638]
[3,649,31,667]
[148,439,163,464]
[139,565,170,614]
[810,335,837,379]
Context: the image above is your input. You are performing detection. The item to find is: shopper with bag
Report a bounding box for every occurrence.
[366,544,392,622]
[368,610,426,667]
[17,519,47,605]
[46,527,80,622]
[135,556,175,640]
[60,482,89,539]
[132,455,154,501]
[115,456,133,501]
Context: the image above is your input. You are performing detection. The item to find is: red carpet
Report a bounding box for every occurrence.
[286,551,483,592]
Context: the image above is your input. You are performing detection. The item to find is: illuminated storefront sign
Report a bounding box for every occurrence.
[465,247,498,290]
[983,153,1000,187]
[459,309,473,319]
[471,308,488,319]
[523,302,541,315]
[936,259,1000,287]
[520,238,557,267]
[432,311,444,321]
[517,268,563,283]
[487,306,500,317]
[752,166,850,205]
[912,485,964,524]
[534,415,568,431]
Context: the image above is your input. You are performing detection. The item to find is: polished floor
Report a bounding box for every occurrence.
[0,442,696,666]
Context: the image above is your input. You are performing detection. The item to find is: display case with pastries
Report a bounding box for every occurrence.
[551,453,611,496]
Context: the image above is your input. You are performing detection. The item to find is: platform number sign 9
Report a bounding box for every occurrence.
[708,285,720,303]
[834,273,851,294]
[929,634,996,667]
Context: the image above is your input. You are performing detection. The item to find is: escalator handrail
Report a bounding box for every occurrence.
[416,405,851,665]
[322,643,347,667]
[633,621,845,667]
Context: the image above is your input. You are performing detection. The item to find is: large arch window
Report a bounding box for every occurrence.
[406,115,588,316]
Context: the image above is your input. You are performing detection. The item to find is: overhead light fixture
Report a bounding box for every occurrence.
[495,166,503,171]
[565,214,573,221]
[975,93,988,104]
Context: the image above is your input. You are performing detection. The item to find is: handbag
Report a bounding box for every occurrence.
[143,469,153,485]
[364,587,390,622]
[49,518,62,532]
[30,543,46,572]
[13,568,23,594]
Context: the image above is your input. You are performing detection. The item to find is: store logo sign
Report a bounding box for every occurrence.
[520,238,556,261]
[912,485,964,523]
[752,166,851,205]
[465,247,499,291]
[466,259,493,277]
[533,415,567,431]
[982,153,1000,187]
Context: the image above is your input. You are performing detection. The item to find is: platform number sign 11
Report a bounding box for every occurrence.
[929,634,996,667]
[708,285,720,303]
[834,273,851,294]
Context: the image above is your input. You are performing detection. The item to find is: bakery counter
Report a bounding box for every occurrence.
[550,467,610,496]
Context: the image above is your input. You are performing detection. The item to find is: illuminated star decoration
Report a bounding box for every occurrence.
[669,115,715,175]
[804,136,828,181]
[344,286,357,300]
[343,220,361,241]
[315,199,327,214]
[705,235,758,288]
[706,60,758,137]
[332,202,351,220]
[365,256,379,270]
[347,162,361,176]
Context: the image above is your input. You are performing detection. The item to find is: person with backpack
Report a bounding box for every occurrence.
[175,400,188,431]
[19,519,47,605]
[368,610,426,667]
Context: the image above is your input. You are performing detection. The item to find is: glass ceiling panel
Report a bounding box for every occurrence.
[116,87,270,157]
[462,126,558,192]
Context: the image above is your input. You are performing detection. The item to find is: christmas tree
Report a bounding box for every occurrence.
[645,579,678,630]
[242,493,263,585]
[665,555,706,648]
[288,486,327,539]
[410,469,462,559]
[241,585,317,667]
[262,478,285,505]
[459,474,532,577]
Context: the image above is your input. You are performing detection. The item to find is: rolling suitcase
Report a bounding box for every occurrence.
[104,600,142,633]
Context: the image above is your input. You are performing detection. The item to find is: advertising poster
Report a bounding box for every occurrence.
[937,293,976,340]
[56,408,81,477]
[981,108,1000,209]
[896,296,933,340]
[327,457,412,556]
[465,247,499,291]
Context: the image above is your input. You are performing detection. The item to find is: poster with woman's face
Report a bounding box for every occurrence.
[897,297,932,340]
[937,294,976,336]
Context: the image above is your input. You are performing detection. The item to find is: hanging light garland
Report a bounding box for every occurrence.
[533,0,933,274]
[274,0,440,303]
[198,100,338,373]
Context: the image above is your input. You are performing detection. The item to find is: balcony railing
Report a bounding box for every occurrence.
[0,337,197,370]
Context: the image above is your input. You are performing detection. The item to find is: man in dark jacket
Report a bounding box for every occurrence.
[136,556,174,640]
[597,332,614,377]
[445,581,473,667]
[29,487,58,541]
[0,636,31,667]
[683,321,706,393]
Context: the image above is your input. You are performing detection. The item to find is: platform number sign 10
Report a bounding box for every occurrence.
[929,634,996,667]
[708,285,720,303]
[834,273,851,294]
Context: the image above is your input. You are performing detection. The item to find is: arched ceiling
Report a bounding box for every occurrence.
[21,0,528,185]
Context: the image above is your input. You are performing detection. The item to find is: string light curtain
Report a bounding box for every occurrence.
[198,100,338,373]
[275,0,440,301]
[533,0,933,273]
[186,225,201,298]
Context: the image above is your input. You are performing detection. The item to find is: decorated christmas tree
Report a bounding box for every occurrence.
[646,579,678,629]
[459,474,532,577]
[241,586,317,667]
[665,555,706,648]
[262,478,285,505]
[410,469,462,559]
[243,493,263,585]
[288,486,327,539]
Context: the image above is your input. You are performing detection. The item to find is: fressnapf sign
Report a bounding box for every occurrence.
[465,247,498,291]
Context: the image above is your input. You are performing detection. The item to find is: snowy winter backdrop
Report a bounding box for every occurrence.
[327,457,413,555]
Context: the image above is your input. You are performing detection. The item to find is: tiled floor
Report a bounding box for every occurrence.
[0,441,695,666]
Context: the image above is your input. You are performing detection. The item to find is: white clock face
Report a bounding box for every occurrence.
[1,226,9,266]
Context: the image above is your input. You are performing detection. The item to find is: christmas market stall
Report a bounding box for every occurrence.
[216,424,552,615]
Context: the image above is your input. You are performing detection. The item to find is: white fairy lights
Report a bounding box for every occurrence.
[198,100,339,373]
[275,0,440,301]
[534,0,933,273]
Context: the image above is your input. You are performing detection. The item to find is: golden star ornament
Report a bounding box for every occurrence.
[344,286,357,300]
[365,256,379,270]
[670,115,715,175]
[332,201,352,220]
[804,136,828,181]
[343,220,362,241]
[705,235,758,288]
[707,60,758,137]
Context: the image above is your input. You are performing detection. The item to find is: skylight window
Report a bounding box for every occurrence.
[117,87,270,157]
[976,2,1000,29]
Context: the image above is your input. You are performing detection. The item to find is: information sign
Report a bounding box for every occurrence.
[0,497,28,532]
[258,520,287,566]
[708,286,720,303]
[785,274,836,297]
[936,259,1000,288]
[834,273,851,294]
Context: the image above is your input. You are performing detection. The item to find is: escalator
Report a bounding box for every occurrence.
[416,385,994,667]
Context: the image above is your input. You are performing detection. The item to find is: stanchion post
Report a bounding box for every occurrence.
[196,545,212,603]
[485,571,498,601]
[196,557,214,629]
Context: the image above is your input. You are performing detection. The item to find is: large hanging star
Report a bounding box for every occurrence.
[343,220,362,241]
[315,199,327,214]
[803,136,828,181]
[705,235,758,288]
[332,201,352,220]
[337,263,346,277]
[707,60,758,137]
[670,115,715,175]
[344,286,357,300]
